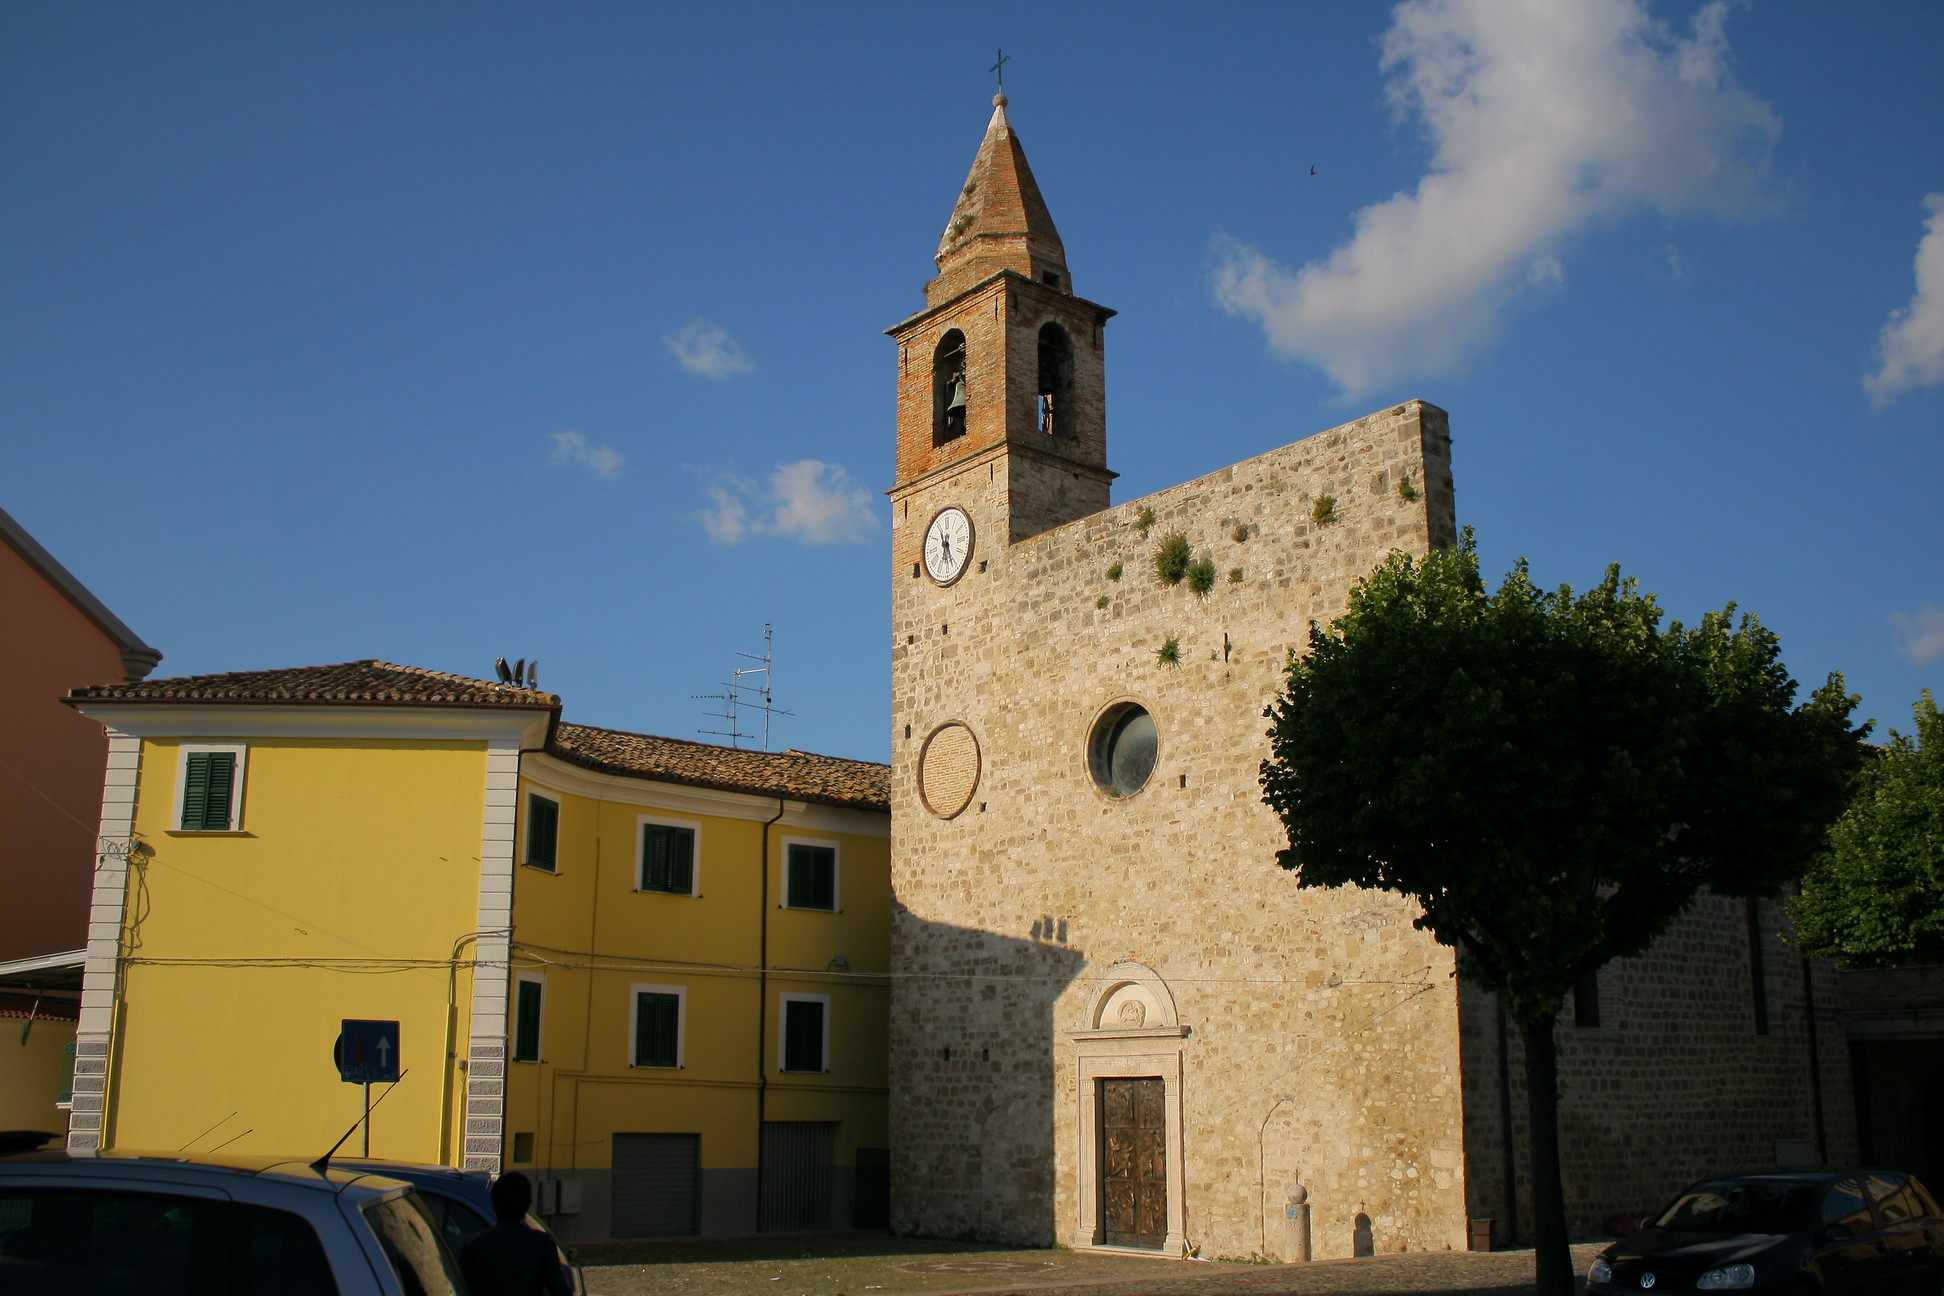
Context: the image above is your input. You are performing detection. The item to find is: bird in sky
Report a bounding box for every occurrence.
[1309,165,1317,175]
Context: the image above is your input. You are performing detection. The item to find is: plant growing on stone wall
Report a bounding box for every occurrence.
[1397,476,1419,503]
[949,215,972,239]
[1311,495,1337,527]
[1153,533,1192,585]
[1232,524,1251,543]
[1106,562,1122,581]
[1096,595,1110,609]
[1135,507,1156,538]
[1228,567,1244,584]
[1187,558,1217,597]
[1155,636,1180,667]
[1260,529,1865,1296]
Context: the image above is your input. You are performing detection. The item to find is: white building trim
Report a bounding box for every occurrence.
[71,702,548,747]
[634,813,704,896]
[169,742,248,832]
[68,728,142,1151]
[778,991,832,1073]
[780,835,843,912]
[628,983,688,1069]
[463,737,522,1173]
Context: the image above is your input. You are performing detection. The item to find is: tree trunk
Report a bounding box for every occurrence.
[1522,1018,1573,1296]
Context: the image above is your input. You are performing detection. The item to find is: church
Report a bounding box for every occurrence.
[884,94,1857,1259]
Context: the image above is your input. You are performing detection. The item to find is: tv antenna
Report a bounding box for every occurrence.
[694,623,793,751]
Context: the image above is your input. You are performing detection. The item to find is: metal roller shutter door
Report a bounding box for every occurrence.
[611,1132,699,1237]
[761,1121,834,1232]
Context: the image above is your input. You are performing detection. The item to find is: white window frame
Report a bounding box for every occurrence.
[629,982,687,1069]
[513,971,546,1063]
[635,814,703,897]
[521,788,563,873]
[778,991,831,1073]
[172,743,248,832]
[780,835,841,912]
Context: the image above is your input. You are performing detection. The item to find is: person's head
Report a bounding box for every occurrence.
[490,1171,533,1223]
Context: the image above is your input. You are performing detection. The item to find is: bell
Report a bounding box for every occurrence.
[947,379,968,410]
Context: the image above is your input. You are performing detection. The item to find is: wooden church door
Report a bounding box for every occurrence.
[1099,1077,1167,1248]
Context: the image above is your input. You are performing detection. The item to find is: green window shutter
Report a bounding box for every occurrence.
[514,980,543,1062]
[787,844,835,910]
[526,795,559,871]
[641,825,695,894]
[181,751,236,831]
[634,992,681,1067]
[783,999,825,1072]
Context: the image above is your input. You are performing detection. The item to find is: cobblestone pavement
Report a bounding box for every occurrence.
[574,1234,1606,1296]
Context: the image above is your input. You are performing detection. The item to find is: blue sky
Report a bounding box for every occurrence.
[4,2,1940,764]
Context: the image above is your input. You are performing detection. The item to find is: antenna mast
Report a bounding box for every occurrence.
[694,623,793,751]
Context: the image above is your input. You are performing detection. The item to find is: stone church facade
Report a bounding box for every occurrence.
[885,95,1856,1260]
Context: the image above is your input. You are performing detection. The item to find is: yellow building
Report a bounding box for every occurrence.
[66,660,890,1240]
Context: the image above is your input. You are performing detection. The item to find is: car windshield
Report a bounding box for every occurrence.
[1655,1180,1819,1234]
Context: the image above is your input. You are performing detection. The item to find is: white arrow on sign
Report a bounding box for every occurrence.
[376,1036,393,1069]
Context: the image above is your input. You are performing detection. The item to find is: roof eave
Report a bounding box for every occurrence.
[542,741,888,815]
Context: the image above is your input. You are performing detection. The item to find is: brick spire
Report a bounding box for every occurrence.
[927,94,1070,307]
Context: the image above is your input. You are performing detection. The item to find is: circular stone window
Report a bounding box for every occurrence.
[918,722,981,818]
[1089,702,1158,799]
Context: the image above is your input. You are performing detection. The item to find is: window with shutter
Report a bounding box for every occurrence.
[514,979,543,1062]
[640,825,696,894]
[525,794,560,871]
[786,843,836,911]
[634,992,681,1067]
[179,751,238,831]
[782,999,826,1072]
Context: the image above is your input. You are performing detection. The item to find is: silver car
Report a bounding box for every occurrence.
[0,1149,469,1295]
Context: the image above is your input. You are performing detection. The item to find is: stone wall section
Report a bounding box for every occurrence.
[1458,895,1857,1243]
[889,402,1472,1258]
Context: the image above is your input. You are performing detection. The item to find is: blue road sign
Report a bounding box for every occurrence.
[335,1019,400,1084]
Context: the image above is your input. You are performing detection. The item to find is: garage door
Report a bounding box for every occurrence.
[611,1133,699,1237]
[761,1121,834,1232]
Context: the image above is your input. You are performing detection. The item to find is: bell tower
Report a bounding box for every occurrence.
[887,94,1116,550]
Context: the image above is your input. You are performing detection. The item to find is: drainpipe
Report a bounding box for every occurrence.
[755,798,786,1232]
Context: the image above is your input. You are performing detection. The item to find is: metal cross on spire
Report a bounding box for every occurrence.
[990,48,1010,89]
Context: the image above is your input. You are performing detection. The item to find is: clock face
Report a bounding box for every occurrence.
[922,507,974,585]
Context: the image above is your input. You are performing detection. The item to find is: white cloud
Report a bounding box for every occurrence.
[1864,194,1944,406]
[666,318,755,379]
[700,459,879,546]
[1891,606,1944,665]
[1213,0,1779,397]
[548,430,624,479]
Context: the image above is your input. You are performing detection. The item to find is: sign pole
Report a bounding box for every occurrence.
[362,1081,371,1156]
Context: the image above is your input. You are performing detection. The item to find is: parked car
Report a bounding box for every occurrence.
[1588,1169,1944,1295]
[330,1159,582,1294]
[0,1148,467,1295]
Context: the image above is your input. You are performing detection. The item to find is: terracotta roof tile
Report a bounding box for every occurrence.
[67,660,557,709]
[551,722,888,813]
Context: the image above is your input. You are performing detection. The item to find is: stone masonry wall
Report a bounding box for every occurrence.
[1458,895,1857,1245]
[889,402,1472,1259]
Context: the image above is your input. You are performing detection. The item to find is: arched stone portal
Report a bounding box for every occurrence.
[1069,962,1187,1254]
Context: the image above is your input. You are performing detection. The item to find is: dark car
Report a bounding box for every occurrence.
[332,1159,582,1294]
[1589,1169,1944,1296]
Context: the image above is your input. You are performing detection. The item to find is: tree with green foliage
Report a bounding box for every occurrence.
[1259,532,1864,1296]
[1792,690,1944,966]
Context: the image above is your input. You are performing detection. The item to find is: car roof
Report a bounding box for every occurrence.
[330,1159,491,1197]
[0,1148,417,1196]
